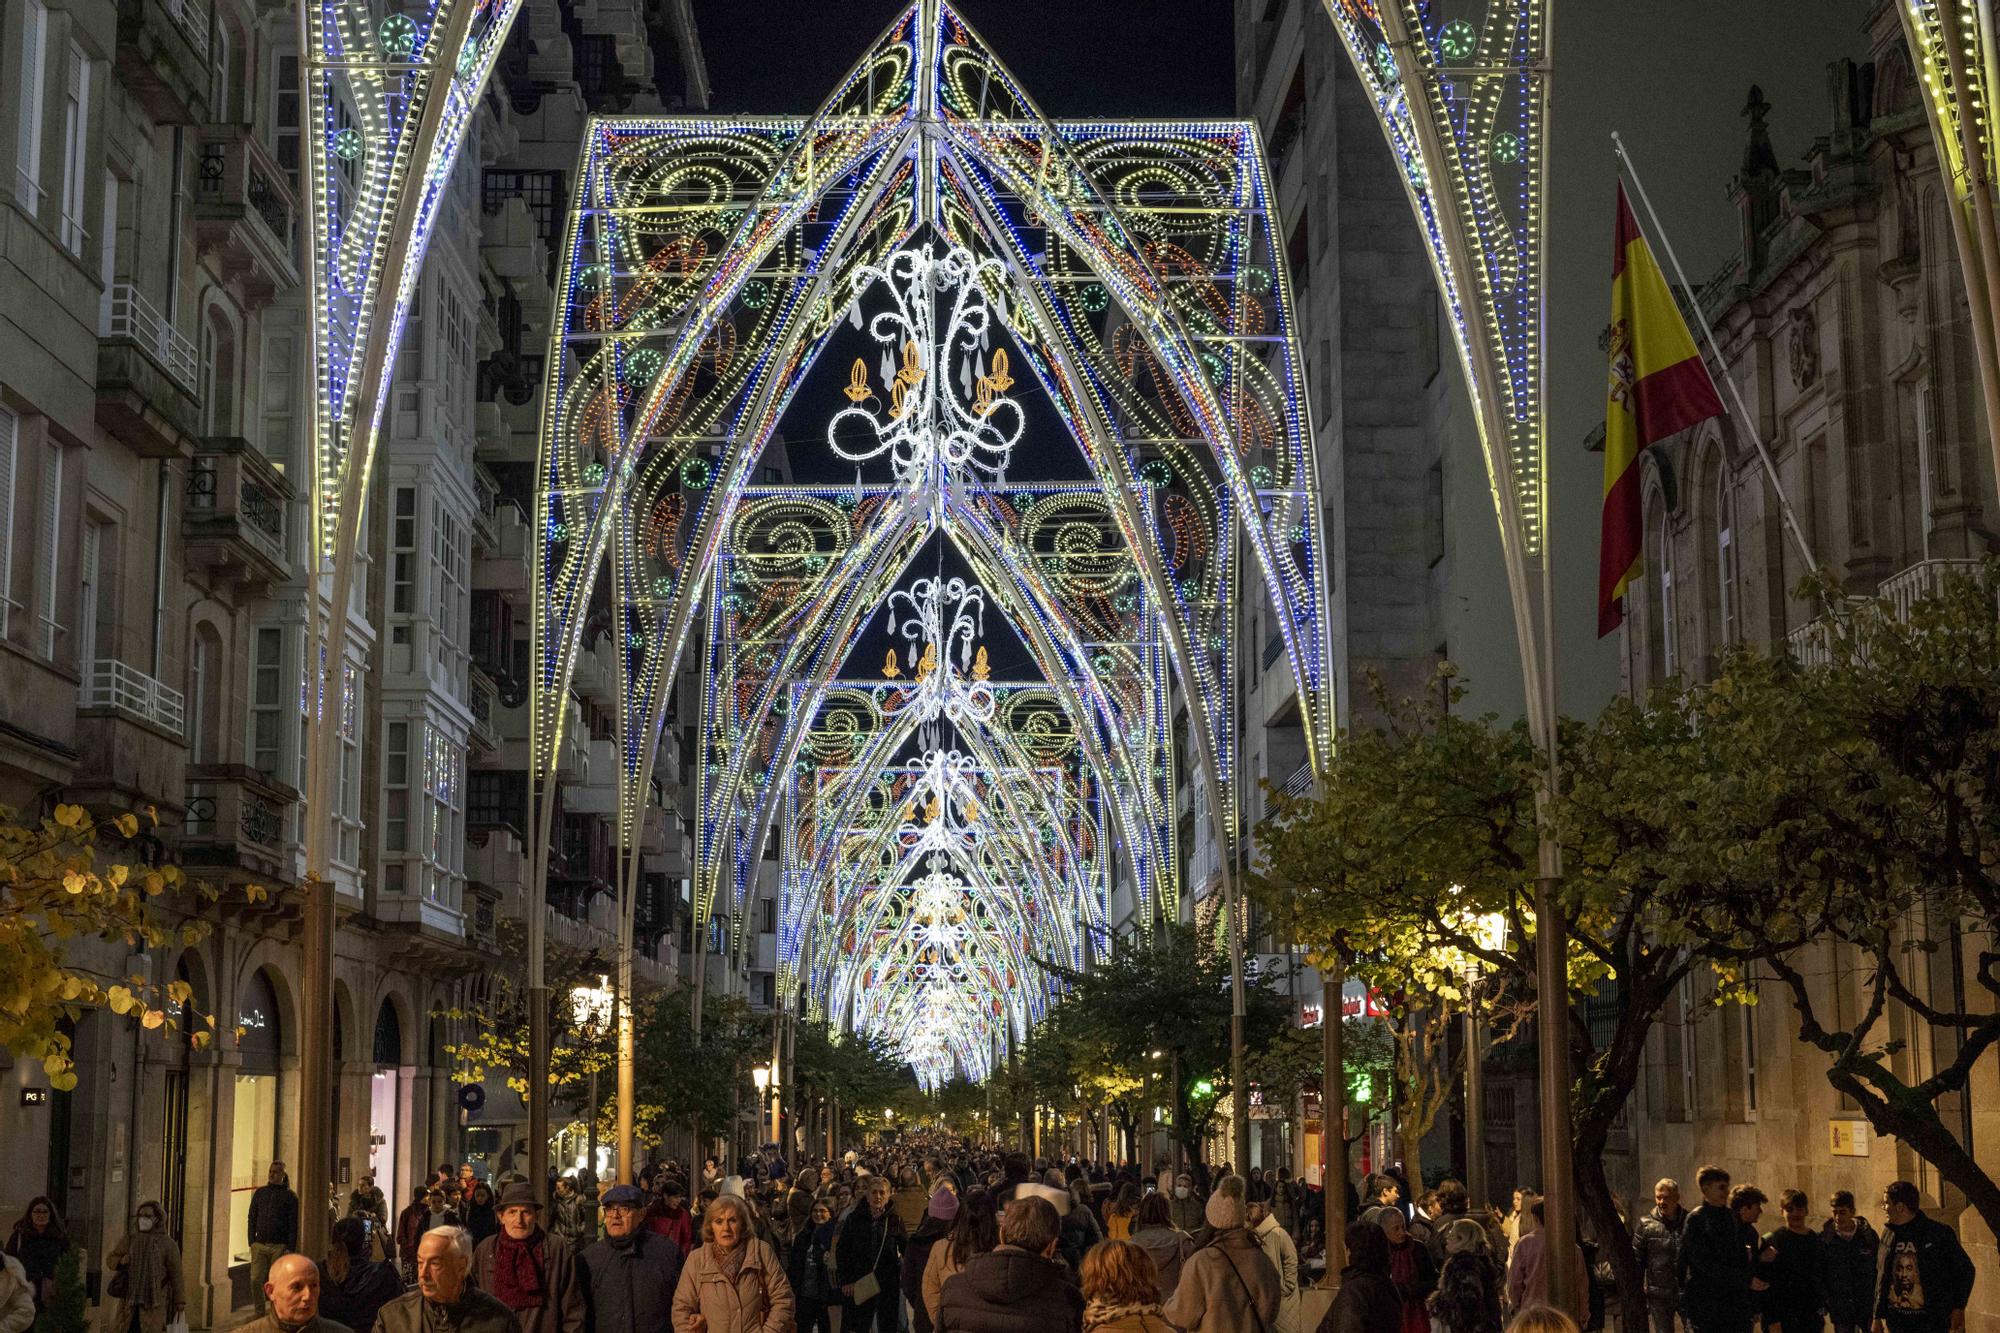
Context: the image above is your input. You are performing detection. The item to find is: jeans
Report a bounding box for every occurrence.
[249,1242,288,1312]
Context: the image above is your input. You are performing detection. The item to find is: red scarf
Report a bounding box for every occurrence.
[1389,1241,1428,1333]
[491,1232,545,1311]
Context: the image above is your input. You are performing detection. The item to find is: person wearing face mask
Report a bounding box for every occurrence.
[1168,1175,1204,1239]
[244,1252,350,1333]
[105,1202,182,1333]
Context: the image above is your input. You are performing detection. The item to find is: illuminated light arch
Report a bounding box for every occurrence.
[533,0,1331,1074]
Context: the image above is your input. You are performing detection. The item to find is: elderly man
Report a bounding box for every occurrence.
[577,1185,681,1333]
[239,1253,349,1333]
[377,1228,517,1333]
[470,1183,584,1333]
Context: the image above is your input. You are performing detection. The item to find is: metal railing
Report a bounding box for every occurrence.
[83,657,187,735]
[100,283,200,392]
[160,0,209,57]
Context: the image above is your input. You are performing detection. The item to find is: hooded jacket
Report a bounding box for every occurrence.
[1875,1212,1976,1332]
[1815,1218,1878,1326]
[935,1245,1082,1333]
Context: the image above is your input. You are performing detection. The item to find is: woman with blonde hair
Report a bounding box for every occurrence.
[1079,1239,1174,1332]
[1505,1305,1580,1333]
[670,1194,793,1333]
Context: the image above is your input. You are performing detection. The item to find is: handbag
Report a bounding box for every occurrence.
[107,1268,130,1300]
[850,1219,891,1305]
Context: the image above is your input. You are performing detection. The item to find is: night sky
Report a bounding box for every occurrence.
[691,0,1237,118]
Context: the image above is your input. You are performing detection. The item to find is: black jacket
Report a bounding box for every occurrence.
[577,1230,682,1333]
[1876,1212,1977,1332]
[248,1185,299,1248]
[834,1205,904,1291]
[1321,1268,1402,1333]
[1815,1220,1878,1327]
[1679,1203,1754,1332]
[317,1257,403,1333]
[902,1215,952,1333]
[936,1247,1082,1333]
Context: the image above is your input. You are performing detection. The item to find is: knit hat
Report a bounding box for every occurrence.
[1204,1187,1246,1230]
[926,1187,960,1221]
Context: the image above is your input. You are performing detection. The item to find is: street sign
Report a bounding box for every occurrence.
[1829,1119,1869,1157]
[458,1083,486,1119]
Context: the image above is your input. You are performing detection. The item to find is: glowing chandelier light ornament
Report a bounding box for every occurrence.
[884,575,998,729]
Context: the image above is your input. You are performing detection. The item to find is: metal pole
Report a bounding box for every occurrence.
[587,1062,599,1181]
[529,979,549,1193]
[1321,956,1348,1288]
[1463,1005,1487,1210]
[1229,513,1250,1176]
[617,963,635,1184]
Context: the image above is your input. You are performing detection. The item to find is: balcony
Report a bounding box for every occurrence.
[1787,558,1988,667]
[113,0,210,124]
[181,766,297,886]
[185,438,291,587]
[567,736,619,813]
[97,284,202,456]
[82,657,186,736]
[551,811,615,913]
[468,670,500,755]
[194,131,300,302]
[467,825,527,910]
[475,505,532,598]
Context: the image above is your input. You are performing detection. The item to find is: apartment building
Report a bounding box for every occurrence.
[1611,10,1998,1294]
[0,0,716,1322]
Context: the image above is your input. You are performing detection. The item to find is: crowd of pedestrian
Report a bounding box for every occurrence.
[0,1142,1979,1333]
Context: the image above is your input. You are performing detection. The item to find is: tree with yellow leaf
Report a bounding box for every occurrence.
[0,803,221,1088]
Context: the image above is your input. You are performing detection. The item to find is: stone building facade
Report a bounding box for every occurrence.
[1616,11,1997,1322]
[0,0,734,1324]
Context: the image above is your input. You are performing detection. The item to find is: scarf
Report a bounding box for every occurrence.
[714,1244,746,1285]
[490,1232,546,1311]
[124,1230,170,1307]
[1084,1299,1164,1330]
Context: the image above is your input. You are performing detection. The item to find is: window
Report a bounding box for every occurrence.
[75,518,103,670]
[259,316,299,473]
[201,306,237,435]
[250,626,285,778]
[35,439,63,658]
[384,720,409,855]
[424,725,463,882]
[190,624,223,764]
[1657,517,1677,679]
[1425,459,1445,567]
[440,283,471,411]
[58,42,89,254]
[1677,975,1697,1121]
[272,54,299,187]
[1715,468,1735,651]
[431,498,465,655]
[1739,995,1759,1118]
[15,0,48,212]
[0,402,15,638]
[209,22,231,122]
[391,487,416,614]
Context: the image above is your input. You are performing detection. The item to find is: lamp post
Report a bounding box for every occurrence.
[752,1064,772,1153]
[571,975,613,1179]
[1457,908,1508,1211]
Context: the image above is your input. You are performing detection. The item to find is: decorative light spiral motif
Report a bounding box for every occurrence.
[883,575,996,729]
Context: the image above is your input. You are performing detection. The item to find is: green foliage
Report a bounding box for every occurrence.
[630,988,769,1143]
[443,919,617,1112]
[793,1016,914,1136]
[32,1245,87,1333]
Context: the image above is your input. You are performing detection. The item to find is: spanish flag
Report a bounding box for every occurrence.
[1599,184,1725,636]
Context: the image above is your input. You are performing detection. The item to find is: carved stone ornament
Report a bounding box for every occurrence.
[1788,305,1820,390]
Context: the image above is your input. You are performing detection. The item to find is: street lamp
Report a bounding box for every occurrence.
[570,975,613,1179]
[752,1064,772,1149]
[1454,906,1509,1211]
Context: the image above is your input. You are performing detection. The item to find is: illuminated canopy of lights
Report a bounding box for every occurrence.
[533,0,1331,1082]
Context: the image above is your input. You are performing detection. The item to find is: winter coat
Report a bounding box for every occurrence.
[902,1215,952,1333]
[317,1256,403,1333]
[785,1221,837,1307]
[1086,1306,1178,1333]
[1318,1268,1401,1333]
[0,1255,34,1333]
[892,1186,931,1235]
[396,1204,430,1265]
[1633,1208,1689,1304]
[105,1229,182,1333]
[1876,1212,1977,1333]
[922,1235,970,1325]
[578,1230,682,1333]
[1678,1203,1755,1333]
[551,1194,596,1250]
[4,1225,67,1302]
[471,1230,587,1333]
[935,1246,1082,1333]
[1815,1219,1879,1327]
[1758,1227,1824,1332]
[248,1184,300,1248]
[1252,1214,1301,1333]
[1428,1253,1503,1333]
[235,1314,350,1333]
[669,1238,794,1333]
[374,1287,520,1333]
[834,1204,904,1294]
[1131,1225,1192,1301]
[647,1207,695,1254]
[1170,1192,1207,1237]
[1163,1228,1282,1333]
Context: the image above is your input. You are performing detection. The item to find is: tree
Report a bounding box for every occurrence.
[629,987,769,1148]
[1,803,223,1087]
[444,920,617,1124]
[792,1016,913,1146]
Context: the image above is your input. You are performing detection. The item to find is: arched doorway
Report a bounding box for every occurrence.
[370,998,404,1204]
[229,967,283,1305]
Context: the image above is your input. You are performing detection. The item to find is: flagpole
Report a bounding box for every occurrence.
[1611,131,1819,577]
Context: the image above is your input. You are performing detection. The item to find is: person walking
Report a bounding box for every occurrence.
[105,1202,183,1333]
[1506,1202,1585,1324]
[466,1183,502,1248]
[396,1188,433,1283]
[1634,1180,1690,1333]
[1678,1170,1760,1333]
[923,1188,999,1326]
[670,1194,794,1333]
[1129,1193,1192,1302]
[1104,1185,1141,1243]
[551,1178,595,1251]
[784,1201,838,1333]
[903,1188,957,1333]
[5,1197,70,1312]
[577,1186,683,1333]
[249,1162,300,1313]
[1163,1178,1281,1333]
[1759,1192,1823,1333]
[836,1174,905,1333]
[472,1183,586,1333]
[377,1227,518,1333]
[1429,1219,1504,1333]
[1169,1175,1206,1238]
[1249,1199,1301,1333]
[935,1194,1082,1333]
[648,1179,696,1253]
[242,1252,352,1333]
[892,1168,931,1235]
[320,1217,403,1333]
[1873,1181,1976,1333]
[1079,1238,1177,1332]
[1816,1192,1877,1333]
[1317,1223,1401,1333]
[1376,1207,1438,1333]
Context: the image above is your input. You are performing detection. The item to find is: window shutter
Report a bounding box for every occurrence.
[37,441,63,657]
[0,405,16,637]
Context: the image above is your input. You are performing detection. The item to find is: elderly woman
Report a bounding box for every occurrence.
[1374,1206,1438,1333]
[104,1202,182,1333]
[1080,1238,1176,1332]
[671,1194,793,1333]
